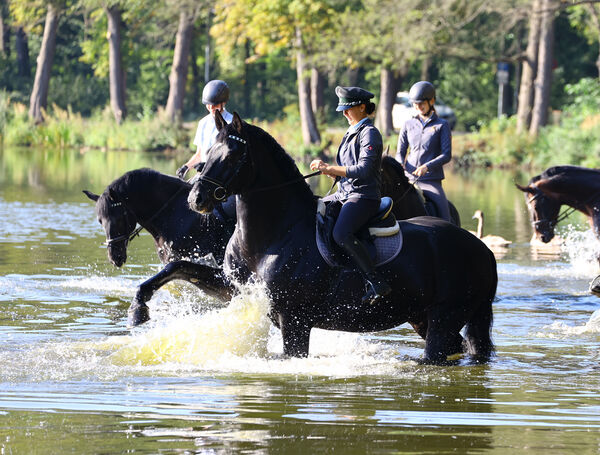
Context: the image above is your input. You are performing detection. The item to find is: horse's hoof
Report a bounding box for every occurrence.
[127,302,150,328]
[590,275,600,297]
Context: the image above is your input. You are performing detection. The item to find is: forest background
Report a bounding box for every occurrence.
[1,0,600,170]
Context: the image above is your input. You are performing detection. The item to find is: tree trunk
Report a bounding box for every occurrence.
[295,28,320,146]
[420,55,432,81]
[189,37,200,114]
[375,66,396,137]
[28,5,59,124]
[529,0,556,137]
[105,5,126,124]
[346,66,359,87]
[0,9,6,57]
[310,67,325,122]
[165,10,194,123]
[15,27,30,77]
[516,0,542,134]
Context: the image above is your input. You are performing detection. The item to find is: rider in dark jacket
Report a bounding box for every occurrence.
[310,86,391,305]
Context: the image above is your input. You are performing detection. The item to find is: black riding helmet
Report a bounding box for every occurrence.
[202,80,230,105]
[408,81,436,103]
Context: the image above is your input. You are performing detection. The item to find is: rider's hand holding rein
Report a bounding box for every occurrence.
[310,159,346,178]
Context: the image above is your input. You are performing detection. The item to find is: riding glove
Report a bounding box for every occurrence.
[176,164,188,179]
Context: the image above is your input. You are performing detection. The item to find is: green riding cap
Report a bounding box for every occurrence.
[335,86,374,111]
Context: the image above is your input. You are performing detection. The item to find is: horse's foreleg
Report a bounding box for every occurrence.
[278,312,311,358]
[422,309,466,364]
[128,261,232,327]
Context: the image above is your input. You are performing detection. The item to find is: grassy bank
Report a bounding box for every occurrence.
[2,78,599,170]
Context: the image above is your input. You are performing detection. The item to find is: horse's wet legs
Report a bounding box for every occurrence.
[128,260,232,327]
[411,317,464,361]
[278,313,311,357]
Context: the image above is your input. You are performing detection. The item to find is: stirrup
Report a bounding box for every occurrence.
[362,280,391,305]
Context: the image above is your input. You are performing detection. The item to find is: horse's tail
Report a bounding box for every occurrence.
[463,248,497,360]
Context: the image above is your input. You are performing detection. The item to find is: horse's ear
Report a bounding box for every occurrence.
[108,188,119,202]
[515,183,534,194]
[83,190,99,202]
[232,112,243,133]
[215,109,226,131]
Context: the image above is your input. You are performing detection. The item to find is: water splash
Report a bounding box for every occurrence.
[537,309,600,337]
[106,283,272,366]
[560,226,600,276]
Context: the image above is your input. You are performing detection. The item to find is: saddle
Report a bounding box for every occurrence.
[316,197,403,268]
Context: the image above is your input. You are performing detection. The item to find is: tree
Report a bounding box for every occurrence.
[15,26,29,77]
[29,3,61,123]
[104,4,126,124]
[517,0,542,133]
[529,0,558,137]
[212,0,349,145]
[164,8,196,123]
[568,1,600,79]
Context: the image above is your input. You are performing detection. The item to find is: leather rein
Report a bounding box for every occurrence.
[196,134,321,202]
[104,184,188,247]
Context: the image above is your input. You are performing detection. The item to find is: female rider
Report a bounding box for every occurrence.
[310,86,391,305]
[395,81,452,221]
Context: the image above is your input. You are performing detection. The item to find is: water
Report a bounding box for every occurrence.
[1,147,600,454]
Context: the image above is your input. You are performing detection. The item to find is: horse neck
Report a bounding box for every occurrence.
[236,143,316,249]
[121,174,187,236]
[542,170,600,208]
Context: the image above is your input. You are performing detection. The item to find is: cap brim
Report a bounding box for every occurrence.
[336,105,353,112]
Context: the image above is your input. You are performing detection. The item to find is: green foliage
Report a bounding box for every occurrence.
[436,59,498,131]
[454,78,600,169]
[3,101,193,151]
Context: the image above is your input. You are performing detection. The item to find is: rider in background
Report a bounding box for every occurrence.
[395,81,452,221]
[177,79,235,219]
[310,86,391,305]
[177,79,233,178]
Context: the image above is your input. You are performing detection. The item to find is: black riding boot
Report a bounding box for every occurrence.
[341,236,392,304]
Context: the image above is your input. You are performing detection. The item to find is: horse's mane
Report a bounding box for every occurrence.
[229,119,314,200]
[532,165,600,184]
[107,168,187,199]
[382,156,410,186]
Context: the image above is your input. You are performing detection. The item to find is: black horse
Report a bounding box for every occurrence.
[381,155,461,226]
[187,111,497,363]
[516,165,600,296]
[84,168,235,326]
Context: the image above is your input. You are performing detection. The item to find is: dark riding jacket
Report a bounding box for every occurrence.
[334,118,383,201]
[396,112,451,181]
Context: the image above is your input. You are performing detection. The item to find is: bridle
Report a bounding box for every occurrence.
[526,189,580,232]
[196,134,252,202]
[196,134,321,201]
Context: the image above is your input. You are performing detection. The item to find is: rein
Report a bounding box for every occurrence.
[197,133,322,199]
[104,184,188,247]
[246,170,322,194]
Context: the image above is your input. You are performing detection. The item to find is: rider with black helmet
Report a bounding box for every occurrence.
[177,79,235,220]
[395,81,452,221]
[177,80,233,180]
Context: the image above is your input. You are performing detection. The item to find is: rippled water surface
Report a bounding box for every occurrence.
[1,148,599,454]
